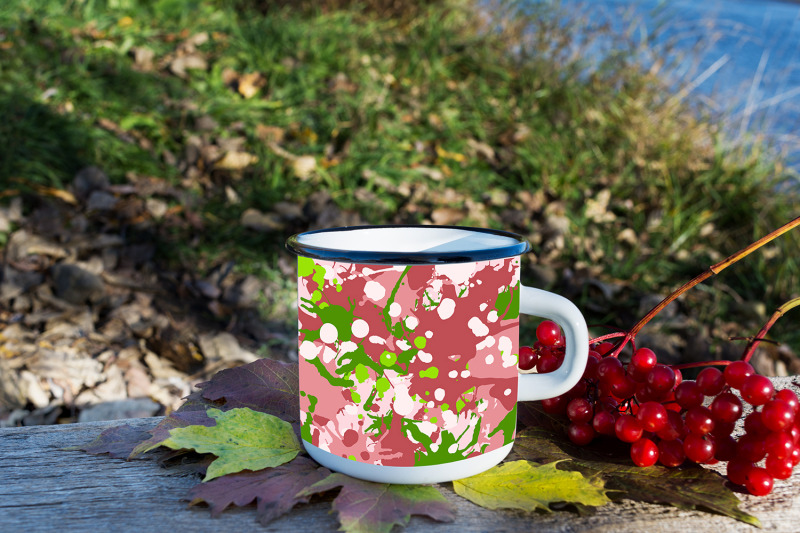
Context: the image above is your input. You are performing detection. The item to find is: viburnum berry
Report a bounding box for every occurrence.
[765,454,794,480]
[696,367,726,396]
[566,397,594,424]
[567,422,595,445]
[646,364,676,394]
[744,466,774,496]
[615,414,644,443]
[636,401,668,432]
[764,431,795,460]
[775,388,800,416]
[684,406,715,435]
[683,433,716,463]
[737,434,767,463]
[761,399,795,432]
[658,439,686,467]
[592,410,617,436]
[710,392,743,424]
[537,352,562,373]
[518,345,538,371]
[536,320,562,346]
[726,459,754,486]
[596,356,625,382]
[741,374,775,406]
[630,437,659,467]
[629,348,658,381]
[674,381,704,409]
[723,360,755,390]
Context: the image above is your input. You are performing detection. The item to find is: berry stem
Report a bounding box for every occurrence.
[671,360,732,370]
[741,296,800,363]
[610,215,800,358]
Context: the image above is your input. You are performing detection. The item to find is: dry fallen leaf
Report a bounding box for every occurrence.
[237,72,266,99]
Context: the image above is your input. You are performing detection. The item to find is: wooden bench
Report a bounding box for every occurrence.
[2,376,800,532]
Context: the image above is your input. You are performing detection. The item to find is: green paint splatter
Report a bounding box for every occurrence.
[351,390,361,403]
[494,282,520,320]
[456,398,465,413]
[488,404,517,445]
[376,377,391,396]
[348,455,356,461]
[419,367,439,379]
[414,336,426,349]
[298,256,315,277]
[307,394,318,413]
[354,363,370,383]
[380,350,398,367]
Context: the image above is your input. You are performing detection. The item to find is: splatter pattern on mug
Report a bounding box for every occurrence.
[297,256,520,467]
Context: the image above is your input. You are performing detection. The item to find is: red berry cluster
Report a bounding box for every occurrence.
[520,320,800,496]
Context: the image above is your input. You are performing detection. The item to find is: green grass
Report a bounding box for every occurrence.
[0,0,798,353]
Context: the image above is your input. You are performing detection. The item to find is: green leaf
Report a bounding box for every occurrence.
[515,403,761,527]
[297,473,455,533]
[161,407,301,481]
[453,460,612,513]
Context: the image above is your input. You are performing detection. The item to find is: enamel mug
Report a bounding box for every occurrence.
[286,225,588,483]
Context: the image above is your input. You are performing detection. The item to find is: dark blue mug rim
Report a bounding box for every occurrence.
[286,225,531,265]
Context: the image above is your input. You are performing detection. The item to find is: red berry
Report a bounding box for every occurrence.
[737,434,767,463]
[695,367,726,396]
[764,431,795,459]
[723,360,755,390]
[658,439,686,467]
[537,352,562,373]
[567,422,595,445]
[597,357,624,382]
[792,447,800,466]
[536,320,562,346]
[674,381,704,409]
[745,466,774,496]
[765,454,794,480]
[685,406,715,435]
[566,397,594,424]
[629,348,658,381]
[646,364,676,394]
[610,374,637,399]
[726,459,754,486]
[714,434,738,462]
[744,411,769,436]
[775,388,800,416]
[761,399,795,432]
[630,437,659,467]
[710,392,743,424]
[740,374,775,406]
[594,342,615,356]
[518,345,538,371]
[656,410,686,441]
[583,352,601,380]
[615,414,644,443]
[637,401,668,432]
[541,395,568,415]
[592,410,617,436]
[684,433,716,463]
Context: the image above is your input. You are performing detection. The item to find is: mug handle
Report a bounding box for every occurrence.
[517,285,589,401]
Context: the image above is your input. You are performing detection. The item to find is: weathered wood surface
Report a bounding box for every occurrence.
[2,377,800,533]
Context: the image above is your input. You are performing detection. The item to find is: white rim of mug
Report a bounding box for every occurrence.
[285,224,531,265]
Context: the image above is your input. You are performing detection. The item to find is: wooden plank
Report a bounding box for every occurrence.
[1,377,799,532]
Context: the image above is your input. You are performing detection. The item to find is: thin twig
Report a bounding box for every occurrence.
[741,297,800,363]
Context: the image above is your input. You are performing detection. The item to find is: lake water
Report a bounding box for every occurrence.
[556,0,800,170]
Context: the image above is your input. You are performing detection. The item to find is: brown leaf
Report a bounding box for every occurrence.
[237,72,265,99]
[170,54,208,78]
[187,456,331,525]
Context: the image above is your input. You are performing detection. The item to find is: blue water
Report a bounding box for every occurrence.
[556,0,800,169]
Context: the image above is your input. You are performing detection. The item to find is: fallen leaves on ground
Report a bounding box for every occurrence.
[514,402,761,527]
[158,407,301,481]
[297,473,456,533]
[453,460,612,513]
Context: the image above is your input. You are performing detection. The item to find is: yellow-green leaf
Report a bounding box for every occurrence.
[161,407,301,481]
[453,460,611,513]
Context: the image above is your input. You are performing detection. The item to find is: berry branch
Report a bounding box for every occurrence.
[519,216,800,496]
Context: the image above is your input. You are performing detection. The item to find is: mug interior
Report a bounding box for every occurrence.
[287,225,529,264]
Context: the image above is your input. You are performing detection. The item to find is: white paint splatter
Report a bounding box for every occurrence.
[351,319,369,338]
[364,280,386,301]
[299,340,321,360]
[417,350,433,363]
[434,388,445,401]
[437,298,455,320]
[320,323,338,344]
[389,302,401,317]
[468,316,489,337]
[404,316,419,329]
